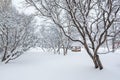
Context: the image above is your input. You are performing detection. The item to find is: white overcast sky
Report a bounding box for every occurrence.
[12,0,36,15]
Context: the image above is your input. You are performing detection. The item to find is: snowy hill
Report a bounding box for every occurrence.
[0,48,120,80]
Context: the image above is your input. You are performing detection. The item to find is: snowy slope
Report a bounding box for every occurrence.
[0,48,120,80]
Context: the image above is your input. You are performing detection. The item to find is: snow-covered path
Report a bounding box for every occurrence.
[0,48,120,80]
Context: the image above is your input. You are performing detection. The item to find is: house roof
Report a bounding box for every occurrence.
[71,42,81,46]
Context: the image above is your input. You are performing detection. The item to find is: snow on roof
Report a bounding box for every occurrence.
[71,42,81,46]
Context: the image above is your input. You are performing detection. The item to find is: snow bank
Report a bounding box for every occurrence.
[0,48,120,80]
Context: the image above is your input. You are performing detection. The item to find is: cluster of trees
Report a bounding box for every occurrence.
[25,0,120,70]
[37,21,71,55]
[111,22,120,52]
[0,0,120,70]
[0,0,36,63]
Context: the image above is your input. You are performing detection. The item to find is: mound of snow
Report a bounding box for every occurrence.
[0,48,120,80]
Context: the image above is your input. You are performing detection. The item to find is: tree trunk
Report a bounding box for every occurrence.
[57,46,61,54]
[93,58,99,69]
[2,47,7,62]
[93,54,103,70]
[63,48,67,56]
[96,55,103,70]
[112,38,115,52]
[2,56,6,62]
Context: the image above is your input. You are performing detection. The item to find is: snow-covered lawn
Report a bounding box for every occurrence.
[0,48,120,80]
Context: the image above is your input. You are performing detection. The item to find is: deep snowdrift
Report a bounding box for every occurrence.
[0,48,120,80]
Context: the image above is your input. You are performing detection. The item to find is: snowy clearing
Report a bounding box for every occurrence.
[0,48,120,80]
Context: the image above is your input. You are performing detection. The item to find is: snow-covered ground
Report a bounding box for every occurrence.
[0,48,120,80]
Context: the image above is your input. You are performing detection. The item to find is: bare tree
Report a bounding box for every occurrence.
[110,22,120,52]
[0,0,36,63]
[25,0,120,70]
[37,21,70,55]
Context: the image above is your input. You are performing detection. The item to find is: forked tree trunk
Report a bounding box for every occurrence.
[84,44,103,70]
[93,54,103,70]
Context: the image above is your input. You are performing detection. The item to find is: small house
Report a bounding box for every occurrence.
[71,42,81,52]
